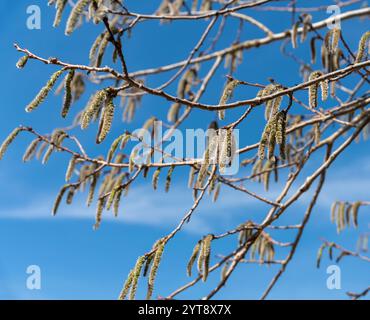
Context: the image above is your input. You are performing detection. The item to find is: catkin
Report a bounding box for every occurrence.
[308,71,323,108]
[93,198,105,230]
[165,166,175,192]
[129,256,145,300]
[97,94,115,143]
[65,0,91,35]
[187,241,201,277]
[188,166,196,189]
[201,234,213,282]
[212,182,221,202]
[53,0,67,27]
[52,184,69,215]
[152,168,161,190]
[291,22,299,48]
[61,70,75,118]
[23,138,41,162]
[81,89,107,129]
[26,70,64,112]
[0,127,23,160]
[355,31,370,63]
[86,174,98,207]
[16,55,29,69]
[218,79,240,120]
[89,32,104,64]
[65,156,77,182]
[351,201,361,227]
[147,239,165,300]
[107,134,124,163]
[118,270,134,300]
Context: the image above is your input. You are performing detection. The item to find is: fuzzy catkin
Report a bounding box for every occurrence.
[61,70,75,118]
[16,55,29,69]
[355,31,370,63]
[165,166,175,192]
[52,185,69,215]
[53,0,67,27]
[93,198,105,230]
[65,0,90,35]
[86,174,98,207]
[23,138,41,162]
[147,240,165,300]
[218,79,240,120]
[118,270,134,300]
[26,70,63,112]
[129,256,145,300]
[308,71,323,108]
[89,32,104,64]
[0,127,23,160]
[65,156,77,182]
[81,89,107,129]
[97,94,115,143]
[152,168,161,190]
[201,235,213,282]
[187,241,201,277]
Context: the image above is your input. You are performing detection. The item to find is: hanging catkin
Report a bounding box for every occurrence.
[16,55,29,69]
[81,89,107,129]
[26,70,64,112]
[23,138,41,162]
[61,70,75,118]
[118,270,134,300]
[129,256,145,300]
[65,0,91,35]
[355,31,370,63]
[147,239,166,300]
[53,0,67,27]
[187,241,201,277]
[97,94,115,143]
[308,71,326,108]
[0,127,23,160]
[52,184,69,215]
[218,79,240,120]
[201,234,213,282]
[93,198,105,230]
[165,165,175,192]
[65,155,77,182]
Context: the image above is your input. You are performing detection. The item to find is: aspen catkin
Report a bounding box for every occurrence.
[65,0,91,35]
[355,31,370,63]
[97,94,115,143]
[147,239,165,300]
[61,70,75,118]
[0,127,24,160]
[26,70,64,112]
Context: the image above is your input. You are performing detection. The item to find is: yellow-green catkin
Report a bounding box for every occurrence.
[81,89,107,129]
[351,201,361,227]
[52,184,69,216]
[89,32,105,64]
[86,174,98,207]
[0,127,23,160]
[113,186,124,217]
[201,234,213,282]
[16,55,29,69]
[165,165,175,192]
[308,71,323,108]
[65,0,90,35]
[106,134,124,163]
[26,70,64,112]
[218,79,240,120]
[118,269,134,300]
[61,70,75,118]
[129,256,145,300]
[276,111,287,159]
[95,32,110,67]
[147,239,166,300]
[93,198,105,230]
[97,94,115,143]
[23,138,41,162]
[53,0,67,27]
[355,31,370,63]
[152,168,161,190]
[107,174,124,210]
[65,156,77,182]
[187,241,201,277]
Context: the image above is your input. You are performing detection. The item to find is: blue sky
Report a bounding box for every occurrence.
[0,1,369,300]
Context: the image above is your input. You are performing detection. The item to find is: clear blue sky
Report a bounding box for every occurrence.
[0,1,369,299]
